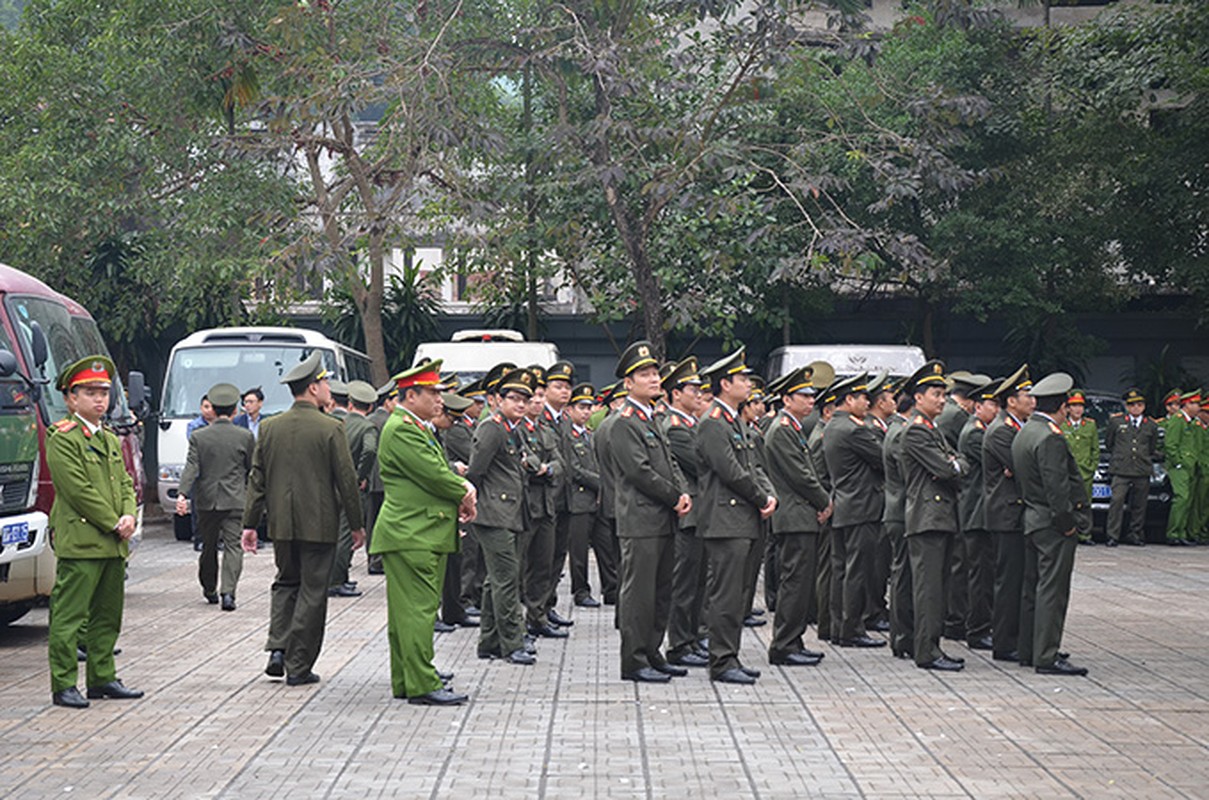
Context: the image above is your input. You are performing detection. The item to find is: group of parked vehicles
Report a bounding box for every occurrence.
[0,259,1174,625]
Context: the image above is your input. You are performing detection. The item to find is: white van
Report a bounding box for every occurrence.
[156,327,371,538]
[765,344,927,381]
[411,330,560,382]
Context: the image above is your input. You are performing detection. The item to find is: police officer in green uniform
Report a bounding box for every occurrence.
[373,361,477,704]
[541,360,576,626]
[591,382,627,606]
[610,341,691,683]
[454,379,487,613]
[1012,372,1091,676]
[1060,390,1098,544]
[807,372,837,642]
[902,360,969,671]
[1104,387,1161,546]
[467,367,536,665]
[983,365,1032,662]
[242,352,365,686]
[177,382,255,611]
[330,380,378,597]
[433,390,478,630]
[764,365,830,666]
[957,377,999,651]
[47,356,142,709]
[364,380,398,576]
[518,367,567,640]
[697,347,775,684]
[937,371,979,642]
[565,382,610,607]
[883,380,915,658]
[1164,390,1201,545]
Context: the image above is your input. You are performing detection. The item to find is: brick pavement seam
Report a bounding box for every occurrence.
[535,611,572,800]
[633,684,655,800]
[710,680,765,800]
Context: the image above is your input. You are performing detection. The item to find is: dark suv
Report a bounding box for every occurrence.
[1084,392,1172,543]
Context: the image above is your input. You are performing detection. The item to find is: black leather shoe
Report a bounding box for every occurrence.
[437,670,454,682]
[368,565,385,575]
[433,620,457,633]
[713,668,756,685]
[52,687,89,708]
[265,650,285,677]
[742,614,767,627]
[193,540,204,552]
[992,650,1019,662]
[1105,539,1119,548]
[476,649,499,660]
[456,617,480,628]
[622,667,670,683]
[940,652,965,664]
[528,623,569,639]
[523,636,537,654]
[1035,658,1088,676]
[506,649,536,665]
[220,594,236,611]
[464,605,481,617]
[968,635,993,651]
[770,651,823,666]
[574,596,601,608]
[286,671,320,686]
[740,666,761,678]
[838,636,886,648]
[204,592,219,604]
[408,688,469,706]
[750,608,766,616]
[329,584,362,597]
[547,609,574,627]
[868,619,891,633]
[919,657,964,671]
[603,595,617,606]
[653,663,688,677]
[87,680,144,700]
[892,648,914,660]
[669,651,709,668]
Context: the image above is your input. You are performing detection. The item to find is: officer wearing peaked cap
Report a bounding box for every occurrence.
[364,379,399,576]
[1060,389,1099,544]
[957,376,999,651]
[590,379,625,606]
[696,347,776,683]
[901,359,968,671]
[937,369,983,643]
[47,356,142,709]
[242,351,365,686]
[541,361,576,629]
[1104,387,1159,547]
[1012,372,1090,676]
[1163,389,1201,545]
[329,380,379,598]
[564,382,614,608]
[882,373,916,658]
[807,368,838,641]
[610,341,691,682]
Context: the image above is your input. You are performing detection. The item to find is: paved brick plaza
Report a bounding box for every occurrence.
[2,519,1208,799]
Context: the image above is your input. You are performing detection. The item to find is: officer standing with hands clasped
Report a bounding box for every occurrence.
[1104,387,1161,547]
[242,352,365,687]
[177,382,255,612]
[47,356,142,709]
[371,360,477,705]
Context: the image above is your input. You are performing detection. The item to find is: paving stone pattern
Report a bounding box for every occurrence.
[1,522,1207,799]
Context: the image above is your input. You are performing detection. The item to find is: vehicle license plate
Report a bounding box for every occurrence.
[1,521,29,546]
[1091,484,1111,500]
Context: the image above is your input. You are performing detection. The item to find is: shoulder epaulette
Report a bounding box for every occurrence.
[620,405,634,418]
[1048,421,1062,435]
[53,418,78,433]
[912,414,933,429]
[1005,416,1021,430]
[975,419,985,430]
[709,406,722,419]
[780,416,791,426]
[849,416,864,426]
[669,415,682,427]
[1110,412,1124,418]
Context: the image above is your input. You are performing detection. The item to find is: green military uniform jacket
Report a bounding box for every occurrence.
[808,417,831,492]
[957,416,988,532]
[661,407,700,529]
[242,401,364,541]
[822,410,885,527]
[982,414,1025,532]
[178,417,255,511]
[1011,414,1091,536]
[902,414,967,536]
[936,399,968,450]
[520,416,562,520]
[765,409,830,534]
[341,411,379,488]
[695,399,771,540]
[1104,413,1160,478]
[371,407,468,554]
[1061,417,1099,493]
[467,412,526,532]
[882,413,910,526]
[594,411,620,522]
[367,406,390,494]
[443,415,474,467]
[541,405,570,513]
[611,399,686,538]
[565,424,600,515]
[1164,412,1200,472]
[46,417,137,559]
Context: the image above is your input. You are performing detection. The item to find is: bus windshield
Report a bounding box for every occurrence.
[4,294,131,423]
[162,345,337,419]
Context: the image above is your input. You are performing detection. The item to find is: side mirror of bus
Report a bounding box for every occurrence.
[0,349,17,378]
[29,321,48,371]
[127,371,150,419]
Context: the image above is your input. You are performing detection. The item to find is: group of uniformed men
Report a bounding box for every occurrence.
[60,338,1182,709]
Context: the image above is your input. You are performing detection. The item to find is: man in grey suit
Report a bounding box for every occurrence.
[177,382,255,611]
[241,353,365,686]
[697,347,775,684]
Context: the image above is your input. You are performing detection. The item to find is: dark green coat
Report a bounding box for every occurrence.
[695,400,771,540]
[466,413,526,532]
[808,417,831,492]
[822,410,885,527]
[765,410,830,534]
[1104,413,1161,478]
[595,411,620,522]
[341,411,379,487]
[541,406,570,513]
[443,416,474,467]
[902,414,968,536]
[519,416,562,520]
[881,413,910,525]
[178,417,255,512]
[242,401,364,541]
[366,406,390,493]
[936,398,969,449]
[564,424,600,515]
[982,414,1025,532]
[957,416,988,532]
[661,408,700,529]
[46,418,137,559]
[611,400,685,537]
[1012,414,1092,536]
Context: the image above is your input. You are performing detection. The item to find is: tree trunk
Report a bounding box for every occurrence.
[360,234,389,385]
